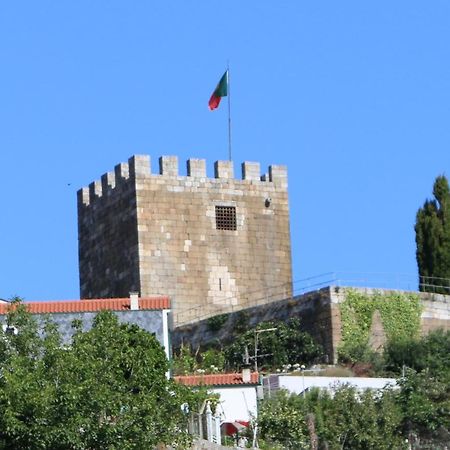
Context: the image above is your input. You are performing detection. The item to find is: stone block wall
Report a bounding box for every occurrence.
[78,155,292,326]
[173,286,450,364]
[419,291,450,334]
[172,287,338,361]
[78,162,140,298]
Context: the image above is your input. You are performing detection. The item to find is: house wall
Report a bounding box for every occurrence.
[213,386,257,422]
[263,375,396,397]
[1,309,170,356]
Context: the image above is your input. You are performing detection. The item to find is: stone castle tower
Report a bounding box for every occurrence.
[77,155,292,325]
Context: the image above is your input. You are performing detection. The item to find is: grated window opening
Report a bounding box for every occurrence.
[215,206,237,231]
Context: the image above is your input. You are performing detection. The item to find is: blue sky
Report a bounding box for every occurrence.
[1,1,449,300]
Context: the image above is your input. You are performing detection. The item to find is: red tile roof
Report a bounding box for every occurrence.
[175,372,260,387]
[0,297,170,314]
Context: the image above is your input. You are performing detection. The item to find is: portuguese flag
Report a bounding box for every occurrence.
[208,71,228,110]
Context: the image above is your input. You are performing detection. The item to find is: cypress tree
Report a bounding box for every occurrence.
[415,175,450,293]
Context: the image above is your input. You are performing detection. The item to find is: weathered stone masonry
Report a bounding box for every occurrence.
[173,286,450,364]
[78,155,293,326]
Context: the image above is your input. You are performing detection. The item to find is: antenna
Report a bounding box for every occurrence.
[243,345,250,366]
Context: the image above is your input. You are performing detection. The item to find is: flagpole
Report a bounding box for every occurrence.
[227,63,232,161]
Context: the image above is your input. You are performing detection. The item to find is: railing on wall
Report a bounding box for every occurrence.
[295,272,450,296]
[188,401,221,445]
[174,272,450,326]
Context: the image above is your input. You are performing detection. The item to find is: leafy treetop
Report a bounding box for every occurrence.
[0,299,200,450]
[415,175,450,293]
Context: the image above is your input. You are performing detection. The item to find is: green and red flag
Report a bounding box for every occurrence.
[208,70,228,110]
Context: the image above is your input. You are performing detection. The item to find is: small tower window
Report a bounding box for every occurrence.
[215,206,237,231]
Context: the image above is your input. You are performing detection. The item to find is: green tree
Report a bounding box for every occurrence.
[200,348,225,373]
[396,369,450,442]
[172,343,198,375]
[258,386,405,450]
[415,175,450,293]
[383,329,450,380]
[172,346,225,375]
[224,318,322,371]
[258,390,309,450]
[0,301,198,449]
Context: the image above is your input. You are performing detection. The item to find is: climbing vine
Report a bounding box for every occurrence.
[338,289,422,362]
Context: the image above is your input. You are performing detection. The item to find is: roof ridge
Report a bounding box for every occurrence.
[0,296,170,314]
[174,372,259,386]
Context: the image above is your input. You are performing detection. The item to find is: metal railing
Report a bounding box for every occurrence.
[174,272,450,326]
[294,272,450,295]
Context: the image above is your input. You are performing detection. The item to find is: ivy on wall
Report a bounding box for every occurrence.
[338,289,422,362]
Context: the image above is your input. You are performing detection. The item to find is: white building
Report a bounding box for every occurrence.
[263,374,396,398]
[175,372,260,422]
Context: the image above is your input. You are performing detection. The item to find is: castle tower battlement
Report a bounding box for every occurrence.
[78,155,288,207]
[78,154,292,325]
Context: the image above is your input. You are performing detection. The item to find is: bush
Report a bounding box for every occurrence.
[258,386,405,450]
[383,330,450,379]
[224,318,323,371]
[206,313,229,332]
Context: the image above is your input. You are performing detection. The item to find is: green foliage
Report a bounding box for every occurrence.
[415,175,450,294]
[224,318,323,371]
[172,346,225,375]
[233,310,250,333]
[258,390,309,449]
[200,348,225,373]
[324,386,404,450]
[338,289,422,363]
[380,330,450,444]
[0,302,199,449]
[172,343,198,375]
[259,330,450,449]
[173,318,322,374]
[206,313,228,332]
[258,386,406,450]
[397,369,450,438]
[383,329,450,379]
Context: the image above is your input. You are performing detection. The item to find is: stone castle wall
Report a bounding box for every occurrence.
[78,161,140,298]
[78,155,292,325]
[173,286,450,364]
[172,287,339,361]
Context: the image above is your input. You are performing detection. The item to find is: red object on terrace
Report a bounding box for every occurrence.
[221,421,248,436]
[175,372,259,387]
[0,297,170,315]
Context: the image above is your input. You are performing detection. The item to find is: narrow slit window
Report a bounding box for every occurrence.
[215,206,237,231]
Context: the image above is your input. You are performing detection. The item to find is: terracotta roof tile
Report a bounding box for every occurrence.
[0,297,170,315]
[175,372,259,387]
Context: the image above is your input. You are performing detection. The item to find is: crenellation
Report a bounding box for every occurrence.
[114,162,130,181]
[159,156,178,176]
[89,180,102,202]
[101,171,116,194]
[77,187,90,207]
[269,165,288,187]
[187,158,206,178]
[78,153,292,325]
[79,156,289,199]
[214,160,234,179]
[129,155,151,178]
[242,161,261,181]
